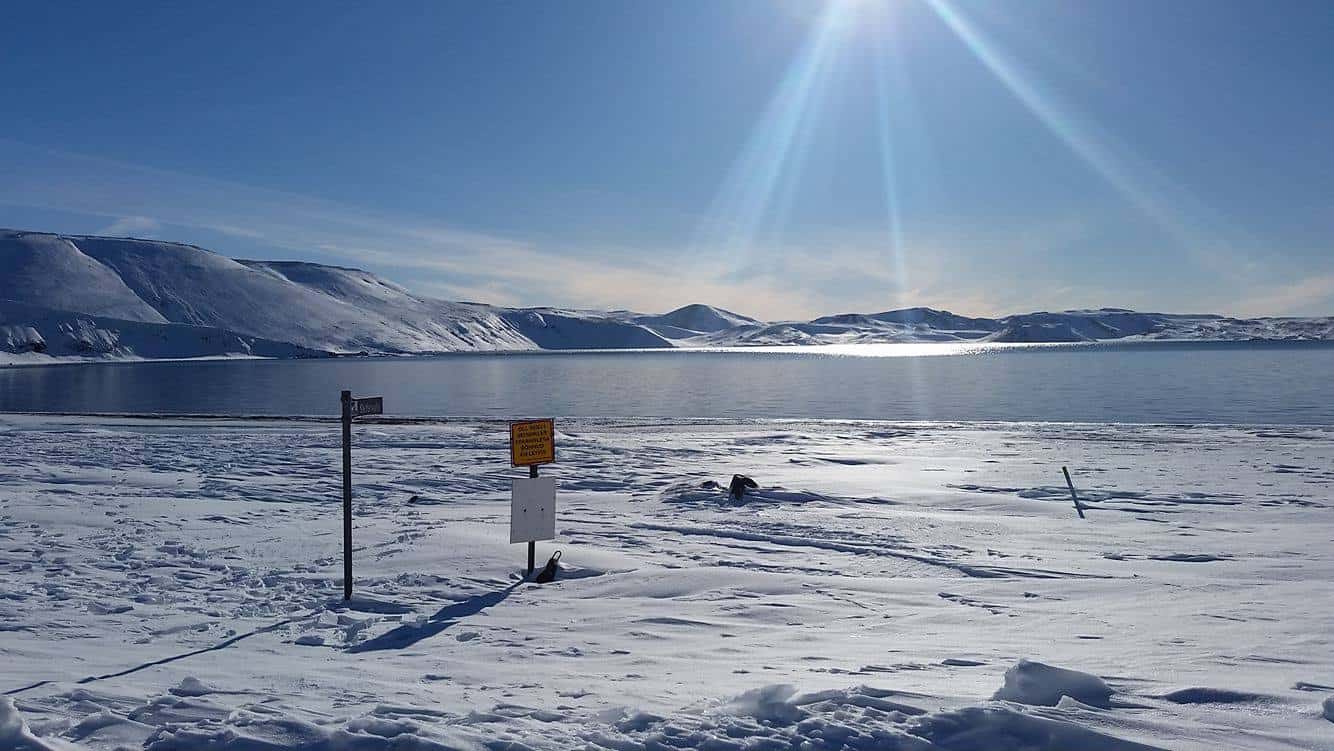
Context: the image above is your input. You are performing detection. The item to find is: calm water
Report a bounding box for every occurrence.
[0,342,1330,424]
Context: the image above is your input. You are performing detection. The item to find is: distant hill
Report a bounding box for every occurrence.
[633,304,761,338]
[1,229,1330,364]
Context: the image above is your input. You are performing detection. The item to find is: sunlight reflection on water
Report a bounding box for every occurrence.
[0,341,1330,423]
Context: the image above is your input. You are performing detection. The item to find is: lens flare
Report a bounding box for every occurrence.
[925,0,1252,280]
[694,1,850,265]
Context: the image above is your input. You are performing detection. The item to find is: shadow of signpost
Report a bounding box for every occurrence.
[6,614,305,696]
[346,581,522,653]
[5,582,524,695]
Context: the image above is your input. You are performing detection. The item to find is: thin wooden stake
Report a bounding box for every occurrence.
[1062,465,1086,519]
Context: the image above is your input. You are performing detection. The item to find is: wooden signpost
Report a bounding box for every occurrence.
[341,390,383,600]
[509,419,556,575]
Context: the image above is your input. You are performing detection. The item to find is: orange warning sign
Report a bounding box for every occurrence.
[509,418,555,467]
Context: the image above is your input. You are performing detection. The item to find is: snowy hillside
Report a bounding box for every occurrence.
[1,229,1331,364]
[0,230,669,362]
[982,309,1334,344]
[699,307,1334,346]
[630,303,761,339]
[0,300,325,365]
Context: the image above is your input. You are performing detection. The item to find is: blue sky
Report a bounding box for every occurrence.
[3,0,1333,319]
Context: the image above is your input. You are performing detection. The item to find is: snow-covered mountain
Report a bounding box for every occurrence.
[0,299,325,362]
[1,229,1331,364]
[702,306,1334,346]
[0,230,671,362]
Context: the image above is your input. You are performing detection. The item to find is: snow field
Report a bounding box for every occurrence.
[1,416,1333,749]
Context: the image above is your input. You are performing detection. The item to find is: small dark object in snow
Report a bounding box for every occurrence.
[728,474,758,501]
[535,550,561,583]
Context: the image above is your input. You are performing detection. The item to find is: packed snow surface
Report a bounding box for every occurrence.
[3,229,1332,364]
[2,415,1332,749]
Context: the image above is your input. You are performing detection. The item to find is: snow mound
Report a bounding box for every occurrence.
[722,684,809,724]
[587,684,1159,751]
[993,659,1114,708]
[142,713,460,751]
[905,705,1161,751]
[168,677,218,697]
[5,679,1160,751]
[0,697,65,751]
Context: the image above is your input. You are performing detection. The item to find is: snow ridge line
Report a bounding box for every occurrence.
[628,522,1108,579]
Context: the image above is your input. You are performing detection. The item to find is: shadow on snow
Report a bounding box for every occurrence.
[346,581,522,653]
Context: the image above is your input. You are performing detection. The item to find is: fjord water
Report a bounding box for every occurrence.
[0,341,1330,424]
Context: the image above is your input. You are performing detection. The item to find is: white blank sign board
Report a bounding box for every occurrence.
[510,477,556,544]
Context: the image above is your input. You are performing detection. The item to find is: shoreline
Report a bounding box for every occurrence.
[1,411,1333,430]
[2,335,1333,370]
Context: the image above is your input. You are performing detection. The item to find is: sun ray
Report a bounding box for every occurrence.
[925,0,1255,281]
[871,20,908,310]
[693,1,852,269]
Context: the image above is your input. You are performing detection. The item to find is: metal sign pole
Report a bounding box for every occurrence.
[337,391,382,601]
[528,464,538,575]
[341,390,353,600]
[509,418,555,578]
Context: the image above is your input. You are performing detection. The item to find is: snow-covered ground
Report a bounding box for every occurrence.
[3,415,1332,749]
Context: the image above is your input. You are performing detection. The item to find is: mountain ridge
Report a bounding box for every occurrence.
[2,229,1331,364]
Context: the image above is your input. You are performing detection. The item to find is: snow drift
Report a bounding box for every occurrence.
[992,659,1115,708]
